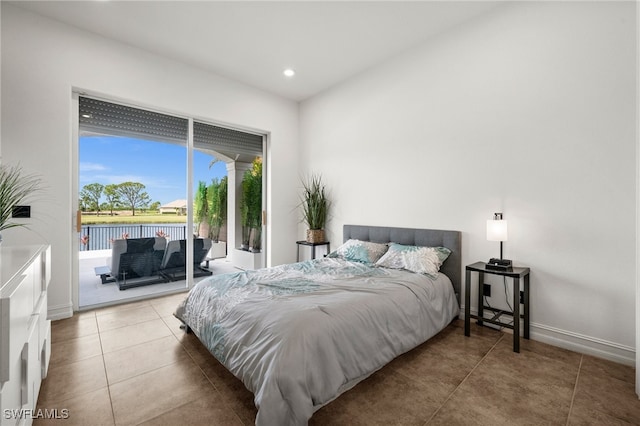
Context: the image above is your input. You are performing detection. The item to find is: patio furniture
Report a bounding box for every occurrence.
[160,238,213,281]
[95,237,168,290]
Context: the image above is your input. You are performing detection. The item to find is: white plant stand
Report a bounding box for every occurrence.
[207,241,227,260]
[232,248,263,270]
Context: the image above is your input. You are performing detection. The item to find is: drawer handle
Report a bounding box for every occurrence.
[21,342,29,405]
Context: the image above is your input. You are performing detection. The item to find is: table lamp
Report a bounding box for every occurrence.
[486,212,512,270]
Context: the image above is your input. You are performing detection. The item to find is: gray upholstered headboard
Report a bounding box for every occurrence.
[343,224,462,303]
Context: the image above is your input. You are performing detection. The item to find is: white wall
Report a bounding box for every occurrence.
[636,0,640,396]
[1,4,300,318]
[300,2,637,364]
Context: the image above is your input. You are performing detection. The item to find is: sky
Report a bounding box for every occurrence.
[79,135,227,206]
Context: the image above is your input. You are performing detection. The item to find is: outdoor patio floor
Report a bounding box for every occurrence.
[79,250,241,310]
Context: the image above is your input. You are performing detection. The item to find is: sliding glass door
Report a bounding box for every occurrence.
[74,95,264,310]
[193,122,264,271]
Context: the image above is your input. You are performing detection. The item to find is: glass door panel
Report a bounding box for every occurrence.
[78,135,187,308]
[75,97,265,310]
[191,149,229,283]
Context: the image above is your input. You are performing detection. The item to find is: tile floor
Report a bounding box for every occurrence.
[36,293,639,425]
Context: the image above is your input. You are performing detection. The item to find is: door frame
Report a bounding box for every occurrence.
[71,90,268,311]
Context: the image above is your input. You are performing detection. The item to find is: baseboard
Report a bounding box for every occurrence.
[459,307,635,367]
[48,302,73,321]
[531,323,635,366]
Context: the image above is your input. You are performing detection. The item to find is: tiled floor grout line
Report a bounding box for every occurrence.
[176,330,249,425]
[565,354,583,426]
[92,300,154,317]
[93,313,118,426]
[422,333,505,426]
[97,314,164,334]
[101,312,184,426]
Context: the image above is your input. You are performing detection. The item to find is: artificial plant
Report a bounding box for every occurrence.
[0,164,42,239]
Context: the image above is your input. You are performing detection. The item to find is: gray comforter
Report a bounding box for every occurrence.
[174,257,459,425]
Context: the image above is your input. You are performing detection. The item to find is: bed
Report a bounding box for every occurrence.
[174,224,461,425]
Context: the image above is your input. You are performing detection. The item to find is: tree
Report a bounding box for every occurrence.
[240,158,262,251]
[149,201,161,212]
[194,181,209,237]
[207,176,227,242]
[79,197,88,212]
[240,178,251,249]
[80,183,104,214]
[103,184,121,216]
[115,182,150,216]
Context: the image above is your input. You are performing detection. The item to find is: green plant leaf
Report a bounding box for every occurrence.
[299,174,328,230]
[0,164,42,232]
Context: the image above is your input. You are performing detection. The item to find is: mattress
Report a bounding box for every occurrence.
[175,257,459,425]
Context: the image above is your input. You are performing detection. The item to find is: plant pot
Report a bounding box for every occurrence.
[306,229,325,243]
[197,222,210,238]
[207,241,227,259]
[233,248,263,270]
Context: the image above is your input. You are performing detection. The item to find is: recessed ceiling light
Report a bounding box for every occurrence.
[81,114,92,118]
[283,69,295,78]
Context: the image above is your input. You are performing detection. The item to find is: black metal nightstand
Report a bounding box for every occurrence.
[296,241,330,262]
[464,261,531,352]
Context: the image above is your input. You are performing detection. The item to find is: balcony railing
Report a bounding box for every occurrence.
[80,224,188,251]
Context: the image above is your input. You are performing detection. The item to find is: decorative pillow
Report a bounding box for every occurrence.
[375,243,451,278]
[328,239,389,264]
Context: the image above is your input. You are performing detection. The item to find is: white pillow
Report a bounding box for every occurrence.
[327,239,389,264]
[376,243,451,278]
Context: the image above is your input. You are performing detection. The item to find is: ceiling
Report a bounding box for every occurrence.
[9,1,500,102]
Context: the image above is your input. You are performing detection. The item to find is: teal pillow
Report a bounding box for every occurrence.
[328,239,389,264]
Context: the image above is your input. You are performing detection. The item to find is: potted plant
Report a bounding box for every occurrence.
[0,164,42,243]
[206,176,227,259]
[239,157,262,252]
[234,158,263,270]
[194,181,209,238]
[239,177,252,251]
[300,174,329,243]
[207,176,227,242]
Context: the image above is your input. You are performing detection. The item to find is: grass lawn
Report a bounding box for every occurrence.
[82,213,187,225]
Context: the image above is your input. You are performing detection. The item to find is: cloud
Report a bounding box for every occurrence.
[80,162,108,172]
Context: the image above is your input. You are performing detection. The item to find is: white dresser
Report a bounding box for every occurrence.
[0,245,51,426]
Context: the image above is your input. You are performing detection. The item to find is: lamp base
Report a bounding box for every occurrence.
[486,258,512,271]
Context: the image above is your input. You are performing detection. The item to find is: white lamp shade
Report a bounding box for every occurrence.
[486,219,508,241]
